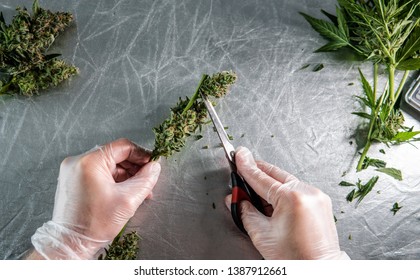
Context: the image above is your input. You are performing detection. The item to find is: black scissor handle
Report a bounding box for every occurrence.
[230,171,265,234]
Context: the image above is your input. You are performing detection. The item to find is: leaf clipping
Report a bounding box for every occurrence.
[361,156,387,170]
[391,202,402,215]
[376,168,403,181]
[346,176,379,205]
[339,181,355,186]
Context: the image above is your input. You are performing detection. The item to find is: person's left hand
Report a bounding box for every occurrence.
[31,138,161,259]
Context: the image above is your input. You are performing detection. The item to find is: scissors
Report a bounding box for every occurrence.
[200,92,266,234]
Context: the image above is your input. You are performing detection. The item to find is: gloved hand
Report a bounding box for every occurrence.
[225,147,349,260]
[31,138,161,259]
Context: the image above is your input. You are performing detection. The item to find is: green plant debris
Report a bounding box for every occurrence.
[313,63,324,72]
[376,167,403,181]
[339,181,355,187]
[0,0,78,96]
[348,82,354,86]
[150,71,237,160]
[361,156,387,169]
[379,149,386,154]
[195,135,203,140]
[299,63,311,70]
[391,202,402,215]
[228,134,234,141]
[240,133,245,138]
[348,234,352,240]
[202,145,209,149]
[346,176,379,205]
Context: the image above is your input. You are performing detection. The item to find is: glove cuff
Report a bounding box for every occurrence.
[31,221,109,260]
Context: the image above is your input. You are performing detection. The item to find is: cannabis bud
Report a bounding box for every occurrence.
[151,71,237,160]
[0,0,78,96]
[98,231,140,260]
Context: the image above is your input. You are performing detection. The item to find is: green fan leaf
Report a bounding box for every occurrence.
[339,181,355,187]
[300,12,349,49]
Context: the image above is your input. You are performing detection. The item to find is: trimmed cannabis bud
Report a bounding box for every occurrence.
[98,230,140,260]
[0,0,78,96]
[151,71,237,160]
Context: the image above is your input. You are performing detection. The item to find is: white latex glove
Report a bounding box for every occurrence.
[30,138,161,260]
[225,147,349,260]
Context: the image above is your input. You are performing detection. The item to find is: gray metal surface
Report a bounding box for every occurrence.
[1,0,419,260]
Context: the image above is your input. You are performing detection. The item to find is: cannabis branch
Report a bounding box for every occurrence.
[151,71,237,160]
[301,0,420,206]
[0,0,78,96]
[100,71,237,259]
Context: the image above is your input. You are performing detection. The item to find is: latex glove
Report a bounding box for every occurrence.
[31,138,161,259]
[225,147,349,260]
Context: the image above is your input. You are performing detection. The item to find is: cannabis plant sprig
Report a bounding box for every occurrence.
[151,71,237,160]
[301,0,420,174]
[101,71,237,260]
[0,0,78,96]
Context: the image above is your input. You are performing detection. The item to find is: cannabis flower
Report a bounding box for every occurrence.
[151,71,237,160]
[0,0,78,96]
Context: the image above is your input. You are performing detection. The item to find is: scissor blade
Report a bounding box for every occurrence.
[200,93,236,162]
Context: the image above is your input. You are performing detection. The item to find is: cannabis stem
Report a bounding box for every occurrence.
[182,74,206,114]
[357,140,371,172]
[391,70,410,109]
[388,65,395,104]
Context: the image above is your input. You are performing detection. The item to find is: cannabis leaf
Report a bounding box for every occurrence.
[299,11,349,52]
[396,26,420,64]
[391,131,420,142]
[346,176,379,205]
[376,168,403,181]
[361,156,387,170]
[339,181,355,186]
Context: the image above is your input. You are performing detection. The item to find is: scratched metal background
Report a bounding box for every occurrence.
[1,0,419,260]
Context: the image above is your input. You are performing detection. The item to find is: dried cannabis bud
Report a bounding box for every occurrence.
[0,0,78,96]
[151,71,237,160]
[98,229,140,260]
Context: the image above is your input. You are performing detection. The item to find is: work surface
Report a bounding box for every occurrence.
[1,0,420,260]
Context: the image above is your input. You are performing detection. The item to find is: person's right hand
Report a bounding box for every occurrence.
[225,147,349,260]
